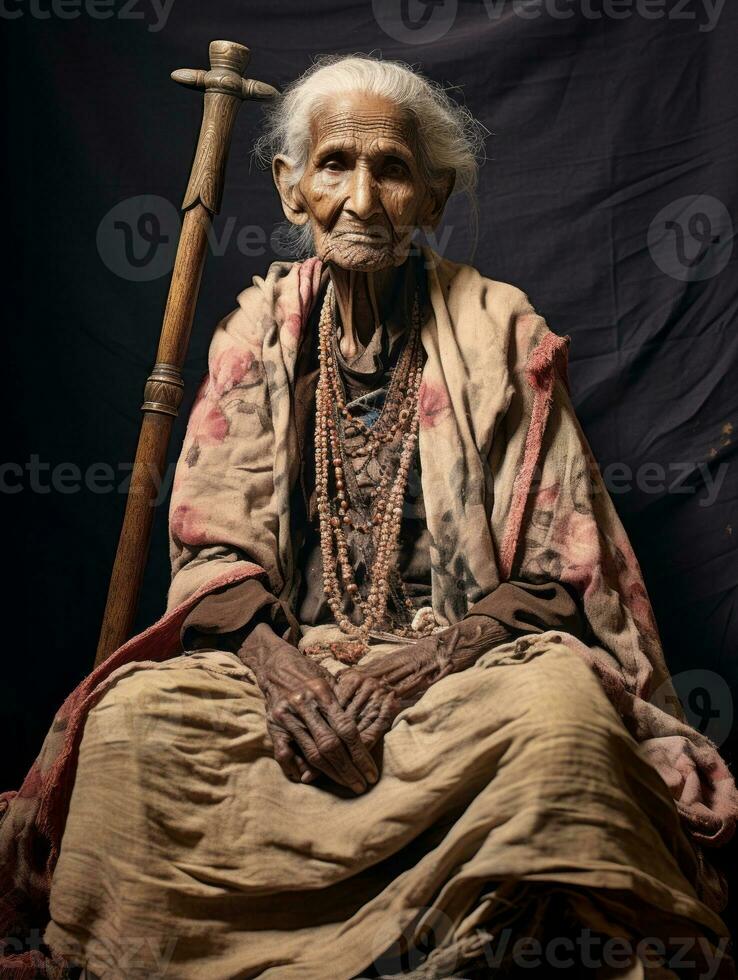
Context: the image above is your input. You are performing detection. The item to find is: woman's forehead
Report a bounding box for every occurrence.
[308,92,417,151]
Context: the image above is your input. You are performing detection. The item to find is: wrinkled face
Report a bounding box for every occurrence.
[273,91,450,271]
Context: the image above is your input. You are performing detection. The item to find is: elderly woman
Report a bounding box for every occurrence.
[2,55,737,979]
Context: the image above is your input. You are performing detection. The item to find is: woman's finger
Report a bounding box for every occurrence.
[267,726,302,783]
[341,679,376,720]
[334,670,364,710]
[358,695,398,748]
[317,699,379,787]
[304,702,372,791]
[294,753,319,784]
[278,710,357,789]
[357,698,381,733]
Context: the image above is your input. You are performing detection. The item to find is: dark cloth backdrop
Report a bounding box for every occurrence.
[3,0,737,882]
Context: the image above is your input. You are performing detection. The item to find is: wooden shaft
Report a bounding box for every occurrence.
[94,206,211,666]
[94,40,278,669]
[94,412,175,665]
[156,204,211,367]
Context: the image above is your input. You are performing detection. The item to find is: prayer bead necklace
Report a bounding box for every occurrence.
[314,279,434,649]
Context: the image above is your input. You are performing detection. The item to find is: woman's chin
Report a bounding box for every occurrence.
[320,240,397,273]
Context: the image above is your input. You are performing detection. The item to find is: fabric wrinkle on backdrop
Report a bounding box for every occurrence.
[3,0,737,928]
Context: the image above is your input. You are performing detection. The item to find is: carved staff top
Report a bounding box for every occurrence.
[172,39,279,214]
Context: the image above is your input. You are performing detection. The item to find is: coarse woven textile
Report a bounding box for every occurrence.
[43,630,733,980]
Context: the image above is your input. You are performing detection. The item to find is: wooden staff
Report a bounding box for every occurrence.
[94,40,278,667]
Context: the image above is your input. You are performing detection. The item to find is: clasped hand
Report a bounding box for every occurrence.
[239,617,500,794]
[238,624,399,794]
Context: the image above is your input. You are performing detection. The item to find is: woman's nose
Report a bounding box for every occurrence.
[345,167,381,221]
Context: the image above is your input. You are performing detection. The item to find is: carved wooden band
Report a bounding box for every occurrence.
[141,363,185,417]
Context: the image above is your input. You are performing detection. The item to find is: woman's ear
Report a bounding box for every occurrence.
[420,170,455,230]
[272,155,310,226]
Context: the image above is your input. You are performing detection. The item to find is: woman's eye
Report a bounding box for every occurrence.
[383,159,410,179]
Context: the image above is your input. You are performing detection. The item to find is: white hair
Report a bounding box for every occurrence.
[253,53,488,257]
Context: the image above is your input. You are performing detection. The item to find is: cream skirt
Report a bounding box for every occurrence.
[44,630,732,979]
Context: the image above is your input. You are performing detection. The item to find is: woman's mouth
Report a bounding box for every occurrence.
[335,225,390,245]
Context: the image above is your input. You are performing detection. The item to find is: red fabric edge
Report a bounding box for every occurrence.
[498,331,571,580]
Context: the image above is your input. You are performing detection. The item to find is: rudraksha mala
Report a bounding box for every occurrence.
[311,279,436,655]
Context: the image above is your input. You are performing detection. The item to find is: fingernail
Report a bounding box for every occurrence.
[352,782,365,794]
[301,772,316,784]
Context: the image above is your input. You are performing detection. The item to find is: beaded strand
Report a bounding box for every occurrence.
[313,279,434,650]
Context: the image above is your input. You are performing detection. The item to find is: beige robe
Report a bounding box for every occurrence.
[44,631,732,979]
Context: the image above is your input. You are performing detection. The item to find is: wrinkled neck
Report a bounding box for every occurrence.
[328,260,414,361]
